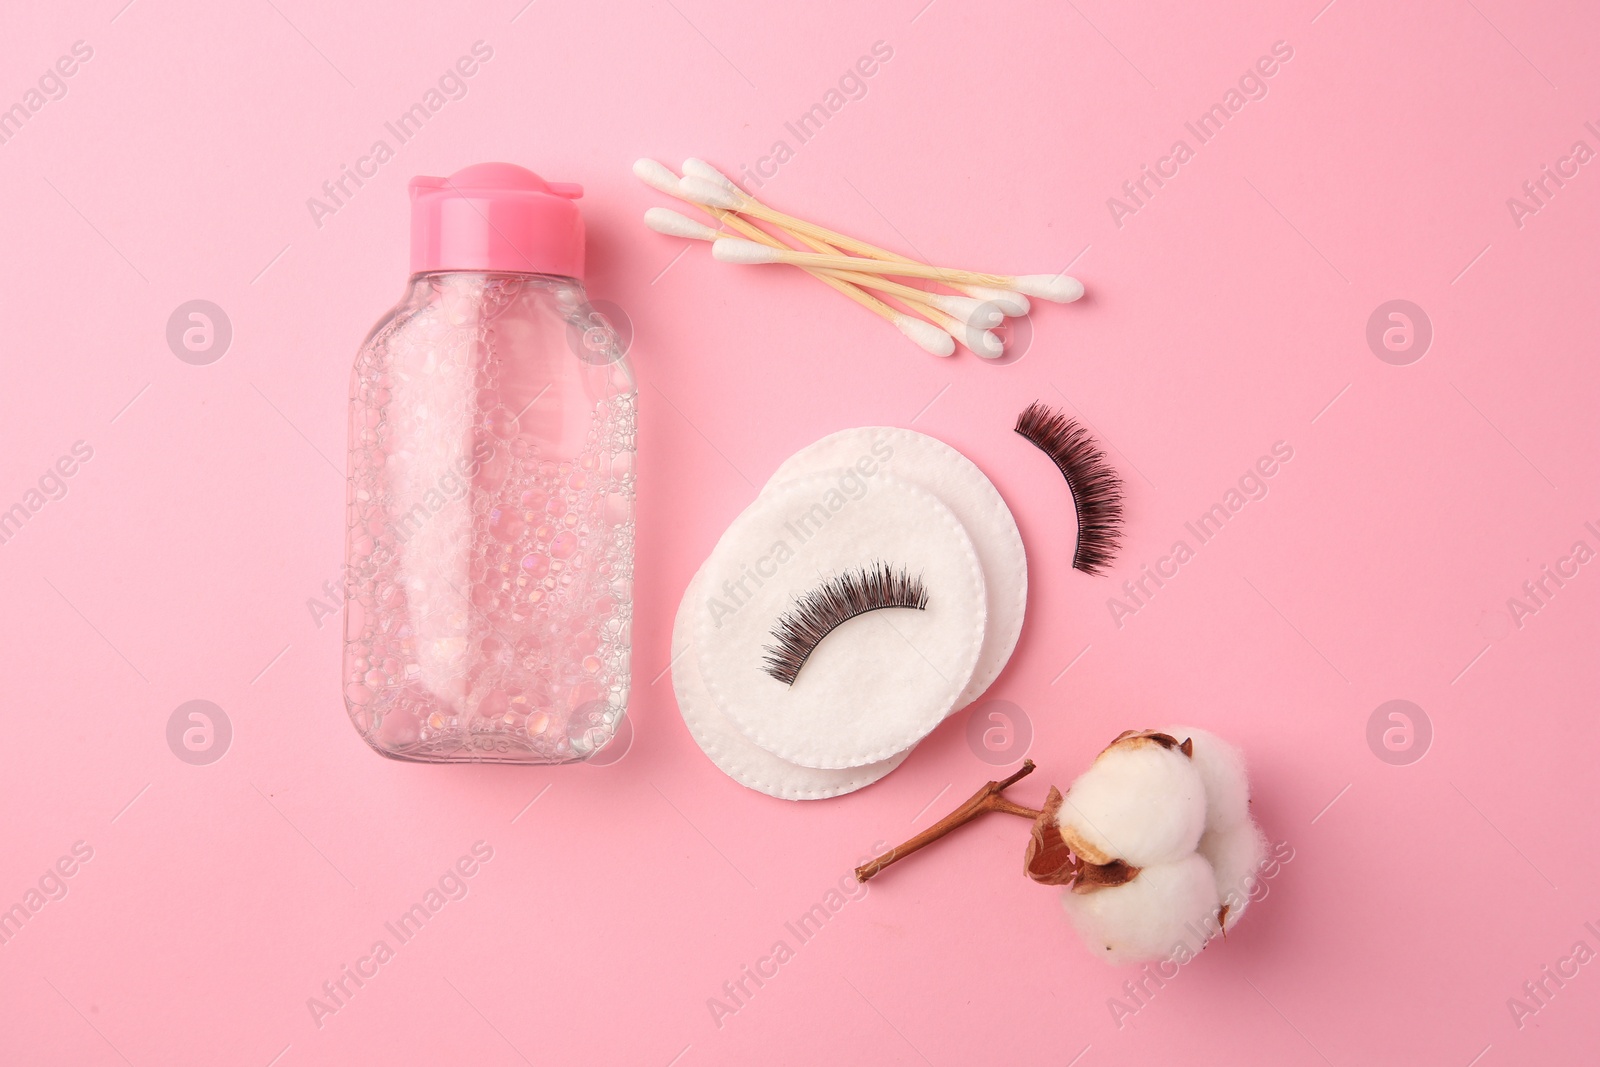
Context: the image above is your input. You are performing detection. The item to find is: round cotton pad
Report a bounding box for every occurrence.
[672,564,911,799]
[766,427,1026,708]
[693,471,986,769]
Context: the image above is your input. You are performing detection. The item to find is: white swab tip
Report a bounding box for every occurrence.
[710,238,780,264]
[930,294,1004,328]
[643,207,720,242]
[632,158,684,196]
[965,286,1029,316]
[1012,274,1084,303]
[678,176,743,210]
[962,326,1005,359]
[681,158,737,192]
[893,314,955,357]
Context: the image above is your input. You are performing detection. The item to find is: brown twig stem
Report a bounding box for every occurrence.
[854,760,1039,882]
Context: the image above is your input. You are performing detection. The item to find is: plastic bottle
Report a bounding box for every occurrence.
[343,163,635,763]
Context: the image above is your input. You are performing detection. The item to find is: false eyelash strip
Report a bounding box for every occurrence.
[761,563,930,686]
[1014,400,1125,575]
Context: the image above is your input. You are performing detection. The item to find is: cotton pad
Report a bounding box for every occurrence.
[693,471,986,769]
[766,427,1026,710]
[672,564,911,800]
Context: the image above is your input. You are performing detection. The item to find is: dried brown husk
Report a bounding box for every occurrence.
[1024,786,1143,891]
[1024,787,1076,885]
[1098,729,1193,759]
[1070,858,1141,894]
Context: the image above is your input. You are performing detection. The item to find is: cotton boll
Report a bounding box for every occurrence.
[1199,821,1269,932]
[1056,735,1206,868]
[1061,853,1220,966]
[1164,725,1250,833]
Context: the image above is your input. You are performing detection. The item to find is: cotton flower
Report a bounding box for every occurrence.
[854,727,1272,967]
[1054,731,1206,868]
[1052,727,1267,962]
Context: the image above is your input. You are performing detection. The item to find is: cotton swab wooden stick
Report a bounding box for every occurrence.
[636,160,998,336]
[635,161,963,354]
[736,210,1004,330]
[678,158,1036,315]
[681,174,1079,304]
[678,161,1058,312]
[636,160,998,355]
[637,191,954,357]
[644,208,1002,356]
[646,208,986,356]
[717,220,955,357]
[862,280,1002,328]
[709,238,1084,301]
[751,232,1004,355]
[659,210,997,328]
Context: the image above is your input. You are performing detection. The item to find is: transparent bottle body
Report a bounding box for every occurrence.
[343,272,636,763]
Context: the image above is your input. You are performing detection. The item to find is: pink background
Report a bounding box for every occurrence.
[3,0,1597,1063]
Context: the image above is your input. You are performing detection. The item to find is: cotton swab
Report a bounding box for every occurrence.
[699,215,956,357]
[710,238,1085,302]
[687,171,1034,318]
[637,159,1008,355]
[681,160,1033,316]
[644,206,721,242]
[634,158,686,196]
[716,203,1006,333]
[679,174,1078,304]
[885,309,958,357]
[966,286,1030,317]
[681,157,739,189]
[646,210,999,328]
[678,170,1073,305]
[641,202,954,357]
[645,209,994,354]
[645,208,1002,353]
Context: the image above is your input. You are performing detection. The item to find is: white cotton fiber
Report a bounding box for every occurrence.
[672,565,910,799]
[765,427,1026,712]
[632,158,682,195]
[710,238,776,263]
[891,314,956,357]
[1163,725,1250,833]
[1012,273,1084,303]
[1056,736,1205,868]
[680,176,745,211]
[644,207,720,242]
[1061,853,1220,966]
[1198,822,1269,932]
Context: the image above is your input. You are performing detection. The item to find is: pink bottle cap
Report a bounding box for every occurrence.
[408,162,585,278]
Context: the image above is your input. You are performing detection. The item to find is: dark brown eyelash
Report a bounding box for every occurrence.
[1014,401,1125,575]
[762,563,929,686]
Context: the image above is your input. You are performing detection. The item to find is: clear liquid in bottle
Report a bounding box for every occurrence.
[342,165,635,763]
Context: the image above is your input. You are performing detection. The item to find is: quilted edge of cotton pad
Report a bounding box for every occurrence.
[692,470,986,769]
[671,564,913,800]
[765,426,1026,708]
